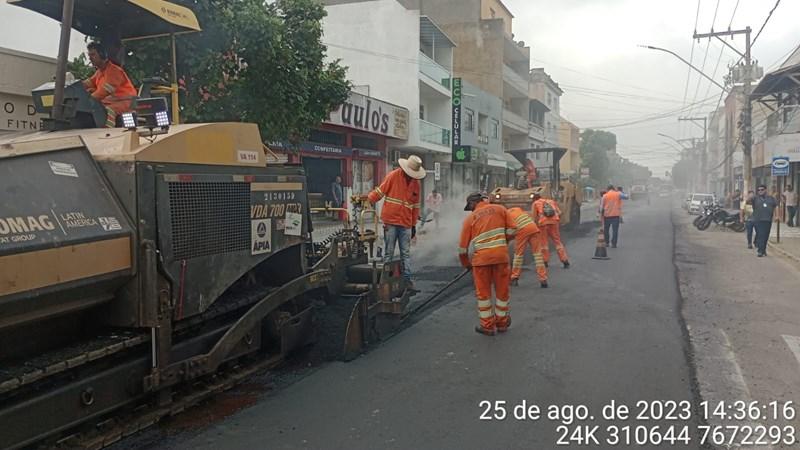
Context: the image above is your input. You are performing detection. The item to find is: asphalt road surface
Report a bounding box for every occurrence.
[139,197,705,450]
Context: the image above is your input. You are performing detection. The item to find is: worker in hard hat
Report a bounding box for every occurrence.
[507,207,547,288]
[82,42,137,128]
[368,155,426,290]
[459,192,516,336]
[532,193,570,273]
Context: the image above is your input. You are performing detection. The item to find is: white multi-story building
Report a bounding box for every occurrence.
[323,0,455,192]
[0,47,55,133]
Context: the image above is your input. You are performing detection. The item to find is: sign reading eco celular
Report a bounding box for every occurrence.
[452,77,462,150]
[772,156,790,176]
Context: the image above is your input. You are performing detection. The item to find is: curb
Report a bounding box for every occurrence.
[767,241,800,265]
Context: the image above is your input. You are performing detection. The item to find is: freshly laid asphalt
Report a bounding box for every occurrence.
[150,197,703,449]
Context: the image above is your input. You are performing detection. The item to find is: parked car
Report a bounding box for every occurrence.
[688,193,715,215]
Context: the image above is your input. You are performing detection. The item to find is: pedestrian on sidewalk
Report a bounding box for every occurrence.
[532,193,571,268]
[507,207,547,288]
[331,175,344,220]
[601,185,623,248]
[752,185,778,257]
[368,155,426,289]
[421,188,443,230]
[731,190,742,211]
[782,185,797,227]
[459,192,516,336]
[741,190,755,249]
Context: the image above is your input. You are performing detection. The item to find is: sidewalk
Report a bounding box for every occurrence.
[768,223,800,266]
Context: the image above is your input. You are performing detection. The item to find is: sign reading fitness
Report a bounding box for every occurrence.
[327,92,409,140]
[452,77,462,150]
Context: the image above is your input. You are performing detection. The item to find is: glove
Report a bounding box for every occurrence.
[411,226,417,239]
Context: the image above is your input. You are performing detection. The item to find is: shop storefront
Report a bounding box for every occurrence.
[270,92,409,207]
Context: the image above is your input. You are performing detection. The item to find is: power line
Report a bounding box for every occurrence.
[683,0,703,107]
[751,0,782,47]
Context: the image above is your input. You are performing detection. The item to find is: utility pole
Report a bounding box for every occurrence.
[693,27,754,194]
[678,116,708,192]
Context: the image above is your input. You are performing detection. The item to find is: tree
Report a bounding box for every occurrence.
[672,158,694,189]
[120,0,350,143]
[579,129,616,187]
[67,53,94,80]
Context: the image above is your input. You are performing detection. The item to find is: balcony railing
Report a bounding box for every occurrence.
[477,134,489,145]
[503,64,528,95]
[419,119,451,147]
[419,51,451,89]
[502,108,529,134]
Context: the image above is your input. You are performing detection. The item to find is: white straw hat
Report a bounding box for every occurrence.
[398,155,426,179]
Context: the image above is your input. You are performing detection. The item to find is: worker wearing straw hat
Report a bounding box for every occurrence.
[368,155,426,289]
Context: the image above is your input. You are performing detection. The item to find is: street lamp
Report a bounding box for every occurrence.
[639,45,729,93]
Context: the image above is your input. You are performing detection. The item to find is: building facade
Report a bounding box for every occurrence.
[0,47,55,133]
[408,0,529,165]
[323,0,455,196]
[558,119,581,178]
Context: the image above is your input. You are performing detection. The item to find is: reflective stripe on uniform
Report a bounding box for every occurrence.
[477,298,492,308]
[373,187,384,198]
[514,214,534,228]
[479,309,494,318]
[384,196,417,210]
[103,82,114,94]
[458,247,468,254]
[474,240,507,250]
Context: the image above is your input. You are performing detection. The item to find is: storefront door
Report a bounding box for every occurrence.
[303,157,343,201]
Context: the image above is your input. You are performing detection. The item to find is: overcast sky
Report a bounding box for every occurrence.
[509,0,800,176]
[2,0,799,176]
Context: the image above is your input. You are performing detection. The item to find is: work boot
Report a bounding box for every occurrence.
[405,280,419,294]
[563,261,570,269]
[475,325,496,336]
[747,244,753,249]
[611,243,617,248]
[497,317,511,333]
[540,281,549,288]
[510,278,519,286]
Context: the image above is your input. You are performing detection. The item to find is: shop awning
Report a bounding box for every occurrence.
[752,43,800,100]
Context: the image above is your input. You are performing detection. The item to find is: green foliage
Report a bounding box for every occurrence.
[579,129,615,187]
[67,53,94,80]
[580,129,651,188]
[122,0,350,142]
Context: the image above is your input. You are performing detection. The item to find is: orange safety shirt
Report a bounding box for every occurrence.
[507,207,540,239]
[459,201,515,267]
[602,190,622,217]
[84,61,137,112]
[532,198,561,226]
[367,168,421,228]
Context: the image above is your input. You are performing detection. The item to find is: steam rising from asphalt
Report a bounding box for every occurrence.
[411,179,480,268]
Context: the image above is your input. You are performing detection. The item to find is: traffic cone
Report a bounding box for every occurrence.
[592,226,610,260]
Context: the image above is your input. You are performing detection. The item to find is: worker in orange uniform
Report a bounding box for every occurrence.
[459,192,516,336]
[507,207,548,288]
[532,193,570,272]
[601,185,623,248]
[368,155,426,289]
[83,42,137,128]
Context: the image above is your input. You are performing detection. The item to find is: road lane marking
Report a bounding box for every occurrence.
[781,335,800,369]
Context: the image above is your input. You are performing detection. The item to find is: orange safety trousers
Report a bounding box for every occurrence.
[540,223,568,263]
[473,263,510,330]
[511,232,547,282]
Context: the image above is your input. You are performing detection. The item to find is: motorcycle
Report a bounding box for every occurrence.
[696,203,745,232]
[693,202,716,228]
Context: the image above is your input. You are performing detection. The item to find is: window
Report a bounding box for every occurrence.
[491,119,499,138]
[419,104,425,120]
[465,108,475,131]
[309,129,346,146]
[546,93,552,106]
[352,135,378,150]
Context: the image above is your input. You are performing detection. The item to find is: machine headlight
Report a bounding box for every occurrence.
[155,110,170,128]
[529,193,535,199]
[495,194,501,199]
[121,112,137,130]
